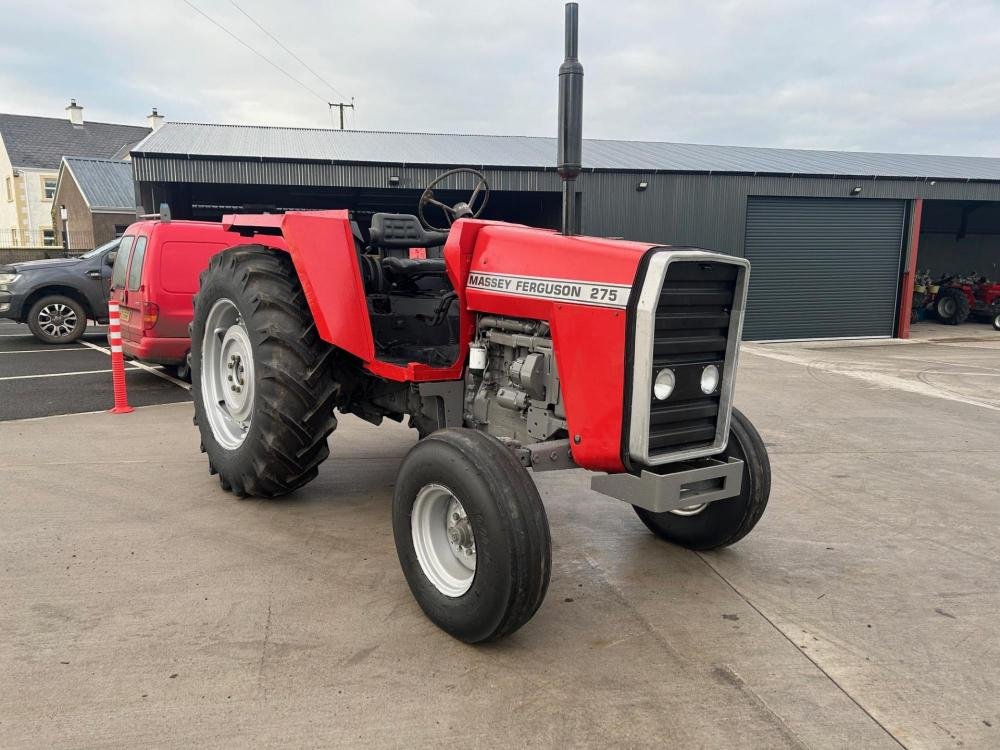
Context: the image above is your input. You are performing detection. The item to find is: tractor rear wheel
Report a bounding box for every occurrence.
[191,245,340,497]
[935,287,971,325]
[633,408,771,551]
[392,429,552,642]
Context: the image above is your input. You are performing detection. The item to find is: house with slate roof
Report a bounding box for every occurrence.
[0,101,153,250]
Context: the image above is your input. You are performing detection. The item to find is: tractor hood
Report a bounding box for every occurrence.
[463,224,655,316]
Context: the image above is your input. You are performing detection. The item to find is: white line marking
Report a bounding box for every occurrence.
[78,339,192,391]
[0,348,90,355]
[0,368,126,381]
[742,345,1000,413]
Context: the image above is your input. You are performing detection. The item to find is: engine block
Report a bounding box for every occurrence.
[464,316,567,445]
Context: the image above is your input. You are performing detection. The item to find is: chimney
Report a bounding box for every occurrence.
[66,99,84,126]
[146,108,165,131]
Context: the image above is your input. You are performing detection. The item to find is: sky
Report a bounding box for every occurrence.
[1,0,999,157]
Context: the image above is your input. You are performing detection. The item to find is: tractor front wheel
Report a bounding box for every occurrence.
[633,408,771,550]
[392,429,552,642]
[191,245,341,497]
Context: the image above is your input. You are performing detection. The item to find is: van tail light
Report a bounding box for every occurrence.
[141,301,159,333]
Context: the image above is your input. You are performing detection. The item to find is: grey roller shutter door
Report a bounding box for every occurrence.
[742,197,906,340]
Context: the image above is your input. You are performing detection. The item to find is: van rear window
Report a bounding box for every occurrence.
[126,237,148,291]
[110,236,135,288]
[159,241,227,293]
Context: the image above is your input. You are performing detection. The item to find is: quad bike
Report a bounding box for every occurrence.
[188,4,771,642]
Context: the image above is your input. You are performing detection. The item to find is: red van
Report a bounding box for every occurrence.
[110,220,284,379]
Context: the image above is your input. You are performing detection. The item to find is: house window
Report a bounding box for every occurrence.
[42,176,57,201]
[5,176,13,202]
[42,229,56,246]
[9,228,17,247]
[114,224,129,237]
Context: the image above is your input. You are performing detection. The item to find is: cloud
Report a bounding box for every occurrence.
[1,0,999,156]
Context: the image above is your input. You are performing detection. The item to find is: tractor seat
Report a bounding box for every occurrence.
[369,213,449,249]
[381,255,447,281]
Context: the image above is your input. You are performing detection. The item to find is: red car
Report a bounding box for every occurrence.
[110,219,284,379]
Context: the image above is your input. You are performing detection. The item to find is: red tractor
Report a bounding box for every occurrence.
[932,273,1000,329]
[189,4,771,642]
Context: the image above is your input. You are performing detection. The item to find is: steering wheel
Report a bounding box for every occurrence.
[418,168,490,231]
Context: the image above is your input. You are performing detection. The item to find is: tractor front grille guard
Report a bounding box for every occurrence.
[627,250,750,467]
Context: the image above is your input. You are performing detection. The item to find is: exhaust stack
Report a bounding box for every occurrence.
[557,2,583,235]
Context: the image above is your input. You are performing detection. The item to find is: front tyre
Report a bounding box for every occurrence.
[392,429,551,643]
[27,294,87,343]
[191,246,340,497]
[634,408,771,551]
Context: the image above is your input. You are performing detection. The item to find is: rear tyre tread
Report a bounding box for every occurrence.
[192,245,342,498]
[935,287,971,325]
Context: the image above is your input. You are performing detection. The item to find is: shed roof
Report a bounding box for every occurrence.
[0,113,150,170]
[131,122,1000,182]
[61,157,135,211]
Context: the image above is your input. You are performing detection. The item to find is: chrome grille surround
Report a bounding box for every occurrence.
[628,249,750,467]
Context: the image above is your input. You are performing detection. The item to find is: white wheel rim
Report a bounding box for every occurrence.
[201,298,254,450]
[670,503,708,517]
[38,303,78,338]
[411,484,476,597]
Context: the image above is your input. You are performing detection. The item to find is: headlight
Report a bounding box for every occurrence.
[700,364,720,394]
[0,273,20,285]
[653,368,675,400]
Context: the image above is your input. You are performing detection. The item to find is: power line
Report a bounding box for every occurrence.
[180,0,328,104]
[227,0,348,101]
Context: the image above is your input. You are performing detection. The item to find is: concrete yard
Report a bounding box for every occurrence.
[2,327,998,748]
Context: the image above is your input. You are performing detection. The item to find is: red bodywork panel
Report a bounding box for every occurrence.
[111,219,286,365]
[222,211,658,473]
[464,226,656,471]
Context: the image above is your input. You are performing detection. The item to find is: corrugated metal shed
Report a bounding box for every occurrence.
[132,122,1000,181]
[62,157,136,210]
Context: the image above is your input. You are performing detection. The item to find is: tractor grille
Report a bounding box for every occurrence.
[647,260,739,458]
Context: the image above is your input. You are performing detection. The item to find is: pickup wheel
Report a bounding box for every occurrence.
[191,246,340,498]
[27,294,87,344]
[392,429,551,643]
[633,408,771,550]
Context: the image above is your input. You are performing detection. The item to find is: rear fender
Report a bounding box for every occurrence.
[220,213,494,381]
[223,210,375,362]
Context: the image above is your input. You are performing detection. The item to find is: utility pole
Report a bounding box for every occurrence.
[328,98,355,130]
